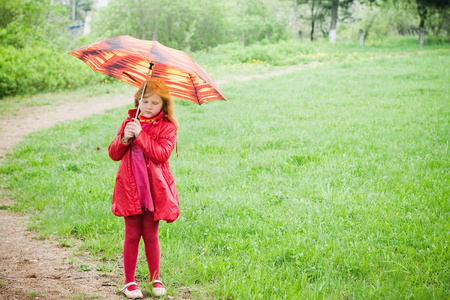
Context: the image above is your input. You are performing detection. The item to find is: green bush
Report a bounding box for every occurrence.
[0,45,102,98]
[425,34,450,45]
[238,41,317,65]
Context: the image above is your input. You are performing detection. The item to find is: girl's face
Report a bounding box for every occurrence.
[141,94,163,118]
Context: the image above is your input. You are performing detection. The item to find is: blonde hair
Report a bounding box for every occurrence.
[135,78,178,128]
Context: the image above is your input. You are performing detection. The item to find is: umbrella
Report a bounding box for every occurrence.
[68,35,226,106]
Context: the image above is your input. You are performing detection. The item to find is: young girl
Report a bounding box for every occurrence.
[108,78,179,298]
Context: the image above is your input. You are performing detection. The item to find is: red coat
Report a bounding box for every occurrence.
[108,109,179,222]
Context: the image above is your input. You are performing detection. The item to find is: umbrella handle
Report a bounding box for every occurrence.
[135,62,155,119]
[135,84,146,119]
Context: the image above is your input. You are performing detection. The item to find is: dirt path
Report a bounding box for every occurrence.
[0,61,323,299]
[0,93,132,160]
[0,93,132,299]
[0,209,123,300]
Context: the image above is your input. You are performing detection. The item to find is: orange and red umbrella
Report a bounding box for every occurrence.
[69,35,226,105]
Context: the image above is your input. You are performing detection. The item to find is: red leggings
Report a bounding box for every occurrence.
[123,211,160,287]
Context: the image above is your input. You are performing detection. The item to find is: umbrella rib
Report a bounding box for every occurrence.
[90,52,118,72]
[122,71,139,83]
[188,73,202,105]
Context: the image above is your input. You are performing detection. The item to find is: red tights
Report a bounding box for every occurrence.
[123,211,162,290]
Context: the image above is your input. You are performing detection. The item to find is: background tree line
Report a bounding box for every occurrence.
[89,0,449,48]
[0,0,448,98]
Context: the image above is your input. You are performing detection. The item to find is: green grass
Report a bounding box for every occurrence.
[1,46,449,299]
[192,36,450,80]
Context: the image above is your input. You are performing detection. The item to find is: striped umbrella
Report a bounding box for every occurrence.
[69,35,226,105]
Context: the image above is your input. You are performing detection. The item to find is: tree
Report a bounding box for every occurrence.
[294,0,354,42]
[302,0,327,41]
[329,0,339,43]
[0,0,71,49]
[372,0,450,44]
[50,0,94,23]
[415,0,449,44]
[90,0,231,51]
[327,0,354,43]
[0,0,89,98]
[425,5,450,36]
[293,0,299,36]
[227,0,287,48]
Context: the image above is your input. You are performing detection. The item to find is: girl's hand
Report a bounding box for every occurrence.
[125,118,142,139]
[122,124,134,144]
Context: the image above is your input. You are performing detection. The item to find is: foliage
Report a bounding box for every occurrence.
[89,0,228,51]
[338,2,418,43]
[0,0,102,98]
[89,0,288,51]
[1,47,449,299]
[193,36,449,71]
[425,6,450,35]
[0,45,108,98]
[376,0,450,37]
[333,0,448,43]
[228,0,288,46]
[52,0,95,23]
[226,40,318,65]
[0,0,72,49]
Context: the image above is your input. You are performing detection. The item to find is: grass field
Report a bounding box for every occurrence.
[1,42,449,299]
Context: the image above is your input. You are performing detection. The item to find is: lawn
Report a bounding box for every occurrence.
[1,43,449,299]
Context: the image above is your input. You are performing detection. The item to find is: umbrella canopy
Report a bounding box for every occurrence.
[69,35,226,105]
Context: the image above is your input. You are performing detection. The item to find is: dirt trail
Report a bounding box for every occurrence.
[0,61,324,299]
[0,93,132,299]
[0,209,123,300]
[0,93,132,160]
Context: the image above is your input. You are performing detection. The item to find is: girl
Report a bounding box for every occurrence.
[108,78,179,298]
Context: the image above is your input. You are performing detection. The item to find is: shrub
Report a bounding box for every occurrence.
[0,45,102,98]
[229,40,321,65]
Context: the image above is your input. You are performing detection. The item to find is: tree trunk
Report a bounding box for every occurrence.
[310,0,315,41]
[293,0,299,37]
[418,3,427,46]
[240,33,245,49]
[83,11,91,35]
[419,25,425,46]
[319,18,328,38]
[329,0,338,43]
[152,18,159,41]
[359,29,364,46]
[72,0,76,22]
[363,12,377,41]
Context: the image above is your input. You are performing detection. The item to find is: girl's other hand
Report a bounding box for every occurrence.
[123,123,134,144]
